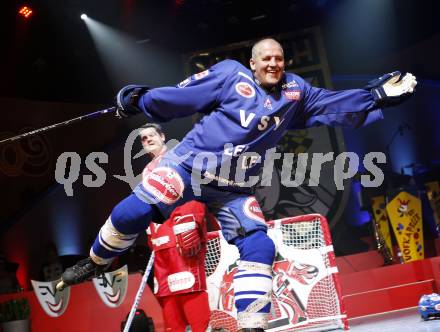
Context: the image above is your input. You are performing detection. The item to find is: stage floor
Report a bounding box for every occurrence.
[348,307,440,332]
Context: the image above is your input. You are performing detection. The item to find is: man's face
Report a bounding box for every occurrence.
[250,40,285,88]
[139,127,165,156]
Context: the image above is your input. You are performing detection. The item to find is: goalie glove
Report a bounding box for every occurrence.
[115,85,150,118]
[364,71,417,107]
[173,214,202,257]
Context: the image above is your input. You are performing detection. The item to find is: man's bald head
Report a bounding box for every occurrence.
[251,38,284,59]
[250,38,285,88]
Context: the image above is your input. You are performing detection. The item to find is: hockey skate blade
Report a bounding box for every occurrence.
[56,280,67,291]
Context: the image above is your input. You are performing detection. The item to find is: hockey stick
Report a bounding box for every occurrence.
[0,106,116,145]
[123,251,155,332]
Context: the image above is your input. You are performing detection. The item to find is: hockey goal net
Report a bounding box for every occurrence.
[205,214,348,332]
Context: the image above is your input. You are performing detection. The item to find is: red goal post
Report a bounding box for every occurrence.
[204,214,348,332]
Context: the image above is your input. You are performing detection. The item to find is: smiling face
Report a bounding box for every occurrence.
[139,127,165,157]
[30,279,71,317]
[250,39,285,88]
[92,265,128,308]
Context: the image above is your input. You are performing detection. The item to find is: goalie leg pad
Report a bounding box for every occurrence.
[234,260,273,329]
[232,231,275,329]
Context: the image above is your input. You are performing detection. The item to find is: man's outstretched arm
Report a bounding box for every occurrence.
[292,72,417,129]
[115,60,238,122]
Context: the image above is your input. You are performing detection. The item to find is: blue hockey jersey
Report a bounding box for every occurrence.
[137,60,383,189]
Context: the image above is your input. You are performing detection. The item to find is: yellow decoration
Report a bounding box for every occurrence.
[386,191,424,263]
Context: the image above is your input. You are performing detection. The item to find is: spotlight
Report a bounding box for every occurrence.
[80,13,88,20]
[18,6,33,19]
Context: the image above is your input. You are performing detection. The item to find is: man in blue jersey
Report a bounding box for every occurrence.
[58,39,416,331]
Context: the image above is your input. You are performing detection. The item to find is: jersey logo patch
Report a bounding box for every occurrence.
[143,167,184,205]
[177,77,191,88]
[264,97,273,110]
[194,70,209,80]
[283,90,301,101]
[168,271,195,292]
[243,197,266,224]
[282,80,299,89]
[235,82,256,98]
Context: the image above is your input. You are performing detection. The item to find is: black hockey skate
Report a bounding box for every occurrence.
[239,329,265,332]
[56,257,106,291]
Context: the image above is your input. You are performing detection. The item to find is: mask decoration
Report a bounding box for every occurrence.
[31,279,70,317]
[92,265,128,308]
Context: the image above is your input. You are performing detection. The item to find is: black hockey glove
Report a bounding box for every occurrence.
[115,85,150,118]
[364,71,417,107]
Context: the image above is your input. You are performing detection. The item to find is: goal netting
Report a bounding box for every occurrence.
[205,214,348,332]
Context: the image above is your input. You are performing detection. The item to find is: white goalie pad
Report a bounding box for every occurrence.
[205,214,348,332]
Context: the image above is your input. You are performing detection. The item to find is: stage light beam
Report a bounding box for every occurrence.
[80,13,88,20]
